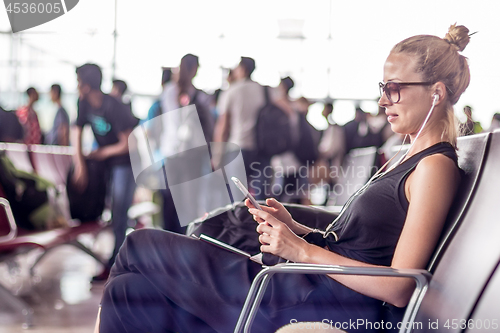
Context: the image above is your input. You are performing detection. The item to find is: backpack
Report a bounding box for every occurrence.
[66,159,108,222]
[293,113,320,165]
[0,152,64,230]
[191,89,215,143]
[255,86,292,157]
[0,107,24,142]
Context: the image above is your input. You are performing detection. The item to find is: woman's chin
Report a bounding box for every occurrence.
[390,123,402,134]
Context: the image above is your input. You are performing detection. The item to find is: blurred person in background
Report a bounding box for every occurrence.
[487,112,500,132]
[45,84,70,146]
[210,88,222,122]
[460,105,482,135]
[16,87,42,145]
[273,77,320,205]
[160,54,213,145]
[145,67,172,123]
[343,106,385,153]
[0,106,24,143]
[110,79,133,115]
[295,96,321,152]
[315,102,345,190]
[226,68,236,86]
[72,63,139,282]
[159,54,213,233]
[143,67,173,173]
[270,76,302,203]
[295,96,312,115]
[214,56,270,199]
[368,105,393,145]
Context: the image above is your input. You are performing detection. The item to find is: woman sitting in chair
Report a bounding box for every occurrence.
[96,24,471,333]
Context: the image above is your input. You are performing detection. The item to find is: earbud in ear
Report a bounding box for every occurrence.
[433,94,439,103]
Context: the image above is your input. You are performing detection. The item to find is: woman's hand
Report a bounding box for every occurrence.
[245,198,294,227]
[245,198,312,235]
[249,208,310,262]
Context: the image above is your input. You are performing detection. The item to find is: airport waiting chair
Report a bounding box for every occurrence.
[326,146,380,208]
[0,144,107,328]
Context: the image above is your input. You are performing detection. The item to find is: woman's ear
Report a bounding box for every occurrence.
[432,82,447,105]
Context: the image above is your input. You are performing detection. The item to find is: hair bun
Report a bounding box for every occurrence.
[444,23,470,52]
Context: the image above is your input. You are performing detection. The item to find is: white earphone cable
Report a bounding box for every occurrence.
[324,94,439,238]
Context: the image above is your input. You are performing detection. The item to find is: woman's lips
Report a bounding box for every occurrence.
[387,113,398,122]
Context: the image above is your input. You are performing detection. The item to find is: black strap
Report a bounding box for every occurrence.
[191,89,199,104]
[263,86,270,104]
[156,99,163,116]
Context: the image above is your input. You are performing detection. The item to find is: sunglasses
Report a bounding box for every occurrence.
[379,81,433,104]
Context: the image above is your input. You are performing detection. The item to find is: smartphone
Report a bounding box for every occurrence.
[231,177,263,210]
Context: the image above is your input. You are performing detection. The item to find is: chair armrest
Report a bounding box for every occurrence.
[0,198,18,242]
[235,263,432,333]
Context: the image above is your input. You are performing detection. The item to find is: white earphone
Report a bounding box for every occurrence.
[433,94,439,103]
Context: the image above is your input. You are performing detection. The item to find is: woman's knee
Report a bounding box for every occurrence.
[111,229,177,276]
[123,228,163,250]
[130,228,169,241]
[101,273,169,332]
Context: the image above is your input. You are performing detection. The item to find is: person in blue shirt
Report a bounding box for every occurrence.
[46,84,70,146]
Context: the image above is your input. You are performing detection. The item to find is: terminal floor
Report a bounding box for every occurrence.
[0,230,114,332]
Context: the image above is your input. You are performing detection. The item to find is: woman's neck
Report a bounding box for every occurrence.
[407,130,446,158]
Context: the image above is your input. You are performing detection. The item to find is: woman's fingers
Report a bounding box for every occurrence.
[244,198,254,209]
[252,214,265,223]
[258,233,272,245]
[246,199,277,214]
[256,221,273,235]
[249,208,279,227]
[266,198,283,209]
[260,244,273,254]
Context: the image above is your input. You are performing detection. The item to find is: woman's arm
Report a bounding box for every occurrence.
[251,154,460,307]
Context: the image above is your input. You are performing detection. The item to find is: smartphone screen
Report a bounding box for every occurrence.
[231,177,263,210]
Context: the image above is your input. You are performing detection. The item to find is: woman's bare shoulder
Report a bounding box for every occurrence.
[411,152,460,193]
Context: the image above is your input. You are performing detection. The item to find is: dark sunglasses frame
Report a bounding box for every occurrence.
[379,81,433,103]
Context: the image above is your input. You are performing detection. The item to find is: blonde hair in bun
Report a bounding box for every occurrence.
[391,24,473,148]
[444,23,470,52]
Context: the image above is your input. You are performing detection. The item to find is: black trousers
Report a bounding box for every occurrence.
[100,229,382,333]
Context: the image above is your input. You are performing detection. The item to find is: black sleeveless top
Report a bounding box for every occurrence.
[316,142,458,267]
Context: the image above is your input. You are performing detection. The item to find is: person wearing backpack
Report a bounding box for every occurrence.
[158,54,214,233]
[72,63,139,282]
[268,77,313,204]
[214,57,274,200]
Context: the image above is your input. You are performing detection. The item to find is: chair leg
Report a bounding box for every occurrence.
[29,248,52,276]
[29,236,108,275]
[68,240,107,266]
[0,282,34,328]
